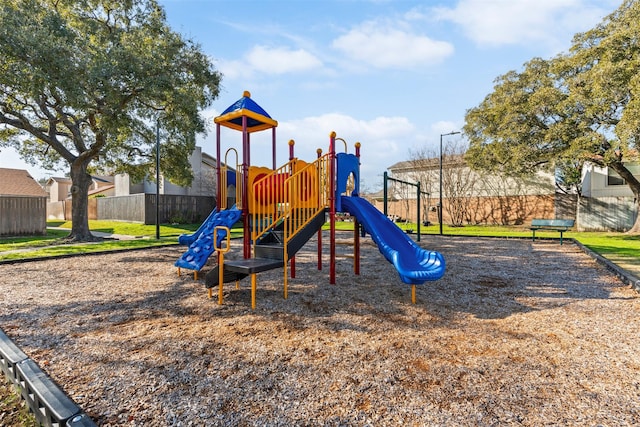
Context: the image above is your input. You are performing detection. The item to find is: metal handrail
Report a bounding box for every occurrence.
[250,154,331,256]
[220,148,241,210]
[250,159,297,246]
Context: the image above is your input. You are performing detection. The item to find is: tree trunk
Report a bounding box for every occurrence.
[628,199,640,234]
[66,159,100,242]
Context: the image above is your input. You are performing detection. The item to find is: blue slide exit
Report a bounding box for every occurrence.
[174,207,242,272]
[340,196,445,284]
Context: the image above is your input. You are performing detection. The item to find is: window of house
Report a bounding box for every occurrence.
[607,169,626,186]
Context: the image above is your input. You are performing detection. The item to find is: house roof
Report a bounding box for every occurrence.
[388,154,466,172]
[88,184,114,197]
[0,168,47,197]
[92,175,114,184]
[46,176,72,185]
[202,152,217,169]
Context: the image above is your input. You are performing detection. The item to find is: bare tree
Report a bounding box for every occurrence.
[408,142,474,227]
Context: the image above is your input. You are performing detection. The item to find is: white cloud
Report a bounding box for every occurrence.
[246,45,323,74]
[434,0,611,49]
[204,112,418,190]
[275,113,417,188]
[214,58,251,81]
[216,46,323,80]
[332,21,454,69]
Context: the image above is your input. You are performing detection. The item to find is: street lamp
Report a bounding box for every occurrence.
[439,131,461,235]
[155,115,161,240]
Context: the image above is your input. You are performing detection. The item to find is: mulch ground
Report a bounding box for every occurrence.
[0,233,638,426]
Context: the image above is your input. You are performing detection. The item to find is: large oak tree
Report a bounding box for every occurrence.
[0,0,221,240]
[464,0,640,233]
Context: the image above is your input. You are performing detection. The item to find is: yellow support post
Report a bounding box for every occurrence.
[411,285,416,304]
[218,255,224,305]
[177,267,181,276]
[283,262,288,299]
[251,274,257,309]
[213,226,232,304]
[194,271,198,281]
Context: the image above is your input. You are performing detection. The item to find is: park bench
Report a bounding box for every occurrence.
[530,219,575,245]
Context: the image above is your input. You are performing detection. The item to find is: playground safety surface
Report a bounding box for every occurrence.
[0,233,638,426]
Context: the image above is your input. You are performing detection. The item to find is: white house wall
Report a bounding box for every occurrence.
[115,173,144,196]
[112,146,217,197]
[582,163,639,198]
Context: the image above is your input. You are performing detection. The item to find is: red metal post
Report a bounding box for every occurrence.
[289,139,295,160]
[215,124,221,209]
[288,139,295,278]
[272,127,277,170]
[242,116,250,259]
[329,132,336,284]
[317,148,323,271]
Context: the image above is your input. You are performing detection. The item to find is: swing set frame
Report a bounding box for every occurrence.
[382,171,430,242]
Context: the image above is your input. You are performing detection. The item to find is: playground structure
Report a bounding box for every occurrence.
[175,91,445,308]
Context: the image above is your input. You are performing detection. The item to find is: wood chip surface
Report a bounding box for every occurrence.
[0,233,638,426]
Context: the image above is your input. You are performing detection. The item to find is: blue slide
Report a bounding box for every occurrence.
[340,196,445,284]
[178,170,237,245]
[174,207,242,272]
[178,208,218,245]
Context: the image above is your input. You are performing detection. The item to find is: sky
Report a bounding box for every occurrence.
[0,0,622,190]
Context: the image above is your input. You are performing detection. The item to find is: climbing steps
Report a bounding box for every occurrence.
[204,209,325,289]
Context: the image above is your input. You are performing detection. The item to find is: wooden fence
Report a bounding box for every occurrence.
[48,194,215,225]
[98,194,215,225]
[577,196,638,232]
[0,196,47,236]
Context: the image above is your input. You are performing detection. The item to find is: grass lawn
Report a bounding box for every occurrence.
[46,220,199,237]
[0,220,244,261]
[1,220,638,272]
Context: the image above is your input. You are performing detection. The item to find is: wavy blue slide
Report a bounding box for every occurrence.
[340,196,445,284]
[174,207,242,272]
[177,208,218,245]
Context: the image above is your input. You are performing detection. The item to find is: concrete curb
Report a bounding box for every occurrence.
[572,238,640,292]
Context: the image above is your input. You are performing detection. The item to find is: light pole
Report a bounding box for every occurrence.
[155,115,161,240]
[439,131,461,235]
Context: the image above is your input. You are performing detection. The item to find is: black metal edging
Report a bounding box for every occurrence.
[0,243,183,425]
[0,328,97,427]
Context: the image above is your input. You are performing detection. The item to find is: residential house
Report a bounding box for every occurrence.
[114,146,216,197]
[102,146,218,224]
[45,175,115,220]
[582,163,640,198]
[0,168,47,236]
[383,155,558,226]
[579,162,639,231]
[43,146,229,224]
[45,177,72,203]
